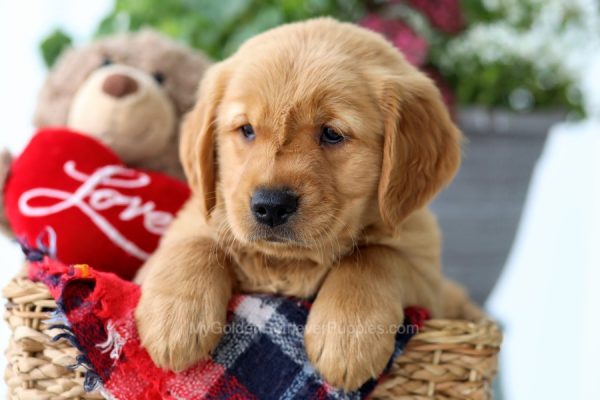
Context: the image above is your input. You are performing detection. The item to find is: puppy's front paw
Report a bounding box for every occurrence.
[305,309,400,391]
[135,290,227,372]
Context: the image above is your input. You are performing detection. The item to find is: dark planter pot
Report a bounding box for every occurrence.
[457,106,568,136]
[435,106,566,305]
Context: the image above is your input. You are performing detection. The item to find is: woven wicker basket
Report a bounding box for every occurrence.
[3,276,502,400]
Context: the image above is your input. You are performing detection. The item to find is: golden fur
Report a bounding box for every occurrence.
[135,18,480,390]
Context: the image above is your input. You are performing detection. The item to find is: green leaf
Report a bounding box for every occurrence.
[222,6,285,56]
[182,0,252,25]
[40,29,73,68]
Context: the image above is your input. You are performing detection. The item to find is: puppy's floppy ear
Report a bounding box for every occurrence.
[180,61,231,220]
[378,73,462,228]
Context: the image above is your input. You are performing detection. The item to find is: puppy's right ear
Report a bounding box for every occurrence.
[180,62,231,220]
[377,73,462,228]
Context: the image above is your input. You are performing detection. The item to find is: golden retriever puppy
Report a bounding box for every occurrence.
[135,17,477,390]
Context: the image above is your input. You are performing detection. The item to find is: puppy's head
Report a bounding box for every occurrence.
[182,18,461,257]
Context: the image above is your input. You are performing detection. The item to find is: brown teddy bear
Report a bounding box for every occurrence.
[0,29,212,235]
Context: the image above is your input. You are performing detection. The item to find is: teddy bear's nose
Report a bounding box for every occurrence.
[102,74,138,98]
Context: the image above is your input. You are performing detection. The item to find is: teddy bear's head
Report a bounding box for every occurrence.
[34,29,211,180]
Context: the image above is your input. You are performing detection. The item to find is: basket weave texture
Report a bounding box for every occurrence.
[4,276,501,400]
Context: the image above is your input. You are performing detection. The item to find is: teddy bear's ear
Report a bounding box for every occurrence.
[180,61,231,220]
[34,41,108,129]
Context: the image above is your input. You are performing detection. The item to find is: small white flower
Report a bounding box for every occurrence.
[439,0,600,111]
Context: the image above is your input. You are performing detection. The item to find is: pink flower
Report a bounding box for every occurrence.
[390,24,428,66]
[360,14,428,66]
[407,0,465,34]
[360,13,386,32]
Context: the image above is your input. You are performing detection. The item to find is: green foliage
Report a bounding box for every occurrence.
[39,0,593,114]
[95,0,364,60]
[443,56,583,114]
[40,29,73,68]
[460,0,543,27]
[427,0,592,114]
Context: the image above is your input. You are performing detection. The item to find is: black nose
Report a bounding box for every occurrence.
[251,188,299,227]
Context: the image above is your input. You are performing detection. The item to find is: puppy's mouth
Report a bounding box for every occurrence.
[248,226,301,245]
[262,235,288,243]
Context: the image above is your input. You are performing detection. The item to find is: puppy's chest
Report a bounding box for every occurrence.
[230,251,330,299]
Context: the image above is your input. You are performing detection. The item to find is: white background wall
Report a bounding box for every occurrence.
[487,120,600,400]
[0,1,111,396]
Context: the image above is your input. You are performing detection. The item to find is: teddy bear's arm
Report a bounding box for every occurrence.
[0,149,14,236]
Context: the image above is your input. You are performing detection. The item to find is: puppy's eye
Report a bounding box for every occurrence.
[101,57,113,67]
[240,124,256,140]
[320,126,345,145]
[153,72,166,85]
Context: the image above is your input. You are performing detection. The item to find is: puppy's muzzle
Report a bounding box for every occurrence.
[251,188,298,227]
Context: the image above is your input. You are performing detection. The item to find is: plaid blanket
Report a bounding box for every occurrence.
[28,253,427,400]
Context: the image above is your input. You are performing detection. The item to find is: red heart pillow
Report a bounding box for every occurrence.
[4,128,190,280]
